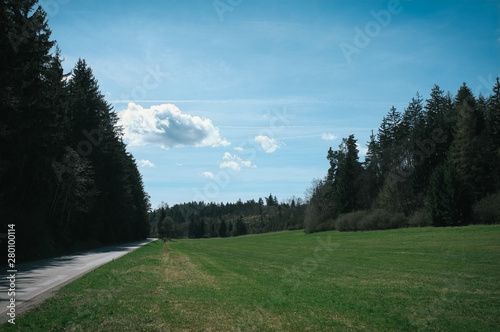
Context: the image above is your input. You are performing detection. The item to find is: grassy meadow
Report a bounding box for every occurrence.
[3,225,500,331]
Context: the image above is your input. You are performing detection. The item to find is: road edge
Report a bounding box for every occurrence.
[0,238,157,325]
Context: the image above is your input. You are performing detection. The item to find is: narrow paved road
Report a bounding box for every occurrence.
[0,238,157,324]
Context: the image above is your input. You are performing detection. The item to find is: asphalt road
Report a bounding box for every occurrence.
[0,238,157,324]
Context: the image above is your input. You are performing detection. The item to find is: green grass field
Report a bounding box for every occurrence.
[4,226,500,331]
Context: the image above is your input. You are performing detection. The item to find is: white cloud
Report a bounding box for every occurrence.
[233,147,244,152]
[139,159,156,168]
[219,152,256,171]
[254,135,280,153]
[118,102,230,149]
[202,171,214,179]
[321,133,337,141]
[356,143,368,156]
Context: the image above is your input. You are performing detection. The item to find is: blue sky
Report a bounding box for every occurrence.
[43,0,500,208]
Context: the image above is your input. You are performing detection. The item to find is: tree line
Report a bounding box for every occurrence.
[305,80,500,233]
[151,80,499,239]
[1,0,150,260]
[149,194,305,239]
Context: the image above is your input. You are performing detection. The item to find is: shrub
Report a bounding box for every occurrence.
[359,209,407,231]
[335,210,367,231]
[408,208,431,227]
[473,192,500,224]
[335,209,408,232]
[315,219,336,232]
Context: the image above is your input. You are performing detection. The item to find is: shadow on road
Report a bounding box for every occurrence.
[0,238,157,293]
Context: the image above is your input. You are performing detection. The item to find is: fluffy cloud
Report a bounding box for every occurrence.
[321,133,337,141]
[255,135,280,153]
[356,143,368,157]
[202,171,214,179]
[139,159,155,168]
[219,152,255,171]
[118,103,230,148]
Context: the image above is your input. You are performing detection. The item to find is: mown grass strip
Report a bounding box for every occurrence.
[2,226,500,331]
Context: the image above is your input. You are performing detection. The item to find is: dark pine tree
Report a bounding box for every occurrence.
[426,160,471,226]
[219,219,227,237]
[334,135,363,215]
[0,0,68,258]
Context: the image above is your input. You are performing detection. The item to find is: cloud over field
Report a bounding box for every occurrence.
[118,103,230,149]
[255,135,280,153]
[321,133,337,141]
[139,159,156,168]
[219,152,256,171]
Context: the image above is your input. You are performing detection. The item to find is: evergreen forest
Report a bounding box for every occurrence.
[2,1,499,255]
[1,0,150,260]
[304,81,500,233]
[149,81,500,239]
